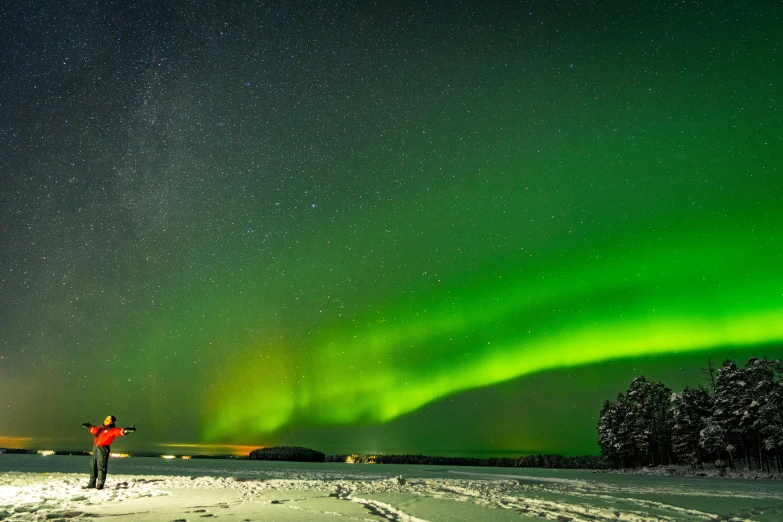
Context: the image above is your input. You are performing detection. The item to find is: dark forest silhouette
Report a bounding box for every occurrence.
[325,453,606,469]
[249,446,326,462]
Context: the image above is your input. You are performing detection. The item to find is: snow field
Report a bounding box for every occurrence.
[2,469,777,521]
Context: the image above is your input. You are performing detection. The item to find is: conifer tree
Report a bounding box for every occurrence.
[598,396,628,468]
[671,386,711,468]
[753,358,783,471]
[598,377,674,467]
[704,360,744,469]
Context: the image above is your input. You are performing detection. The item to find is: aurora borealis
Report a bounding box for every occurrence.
[1,0,781,456]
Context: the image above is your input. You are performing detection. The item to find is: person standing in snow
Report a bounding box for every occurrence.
[81,415,136,489]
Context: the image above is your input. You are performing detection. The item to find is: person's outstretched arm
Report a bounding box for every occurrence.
[83,423,102,435]
[122,425,136,435]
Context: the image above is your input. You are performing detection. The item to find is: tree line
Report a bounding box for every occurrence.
[248,445,326,462]
[325,453,606,468]
[598,356,783,472]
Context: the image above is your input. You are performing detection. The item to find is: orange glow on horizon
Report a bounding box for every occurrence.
[0,436,32,448]
[157,442,258,456]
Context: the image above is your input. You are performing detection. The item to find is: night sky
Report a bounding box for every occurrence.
[1,0,781,456]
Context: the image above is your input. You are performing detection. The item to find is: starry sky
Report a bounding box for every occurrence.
[1,0,781,456]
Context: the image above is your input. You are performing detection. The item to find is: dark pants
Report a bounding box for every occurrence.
[88,445,110,487]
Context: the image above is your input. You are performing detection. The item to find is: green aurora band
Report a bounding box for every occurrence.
[204,213,783,441]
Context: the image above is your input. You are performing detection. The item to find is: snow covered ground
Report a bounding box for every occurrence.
[606,464,783,481]
[2,455,783,521]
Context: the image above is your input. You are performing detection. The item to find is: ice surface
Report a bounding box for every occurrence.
[1,455,783,521]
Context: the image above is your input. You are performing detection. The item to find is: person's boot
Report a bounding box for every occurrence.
[82,483,96,489]
[96,484,104,490]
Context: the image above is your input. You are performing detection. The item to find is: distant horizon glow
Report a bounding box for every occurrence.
[158,443,259,456]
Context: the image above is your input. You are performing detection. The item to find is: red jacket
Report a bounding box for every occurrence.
[89,425,125,447]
